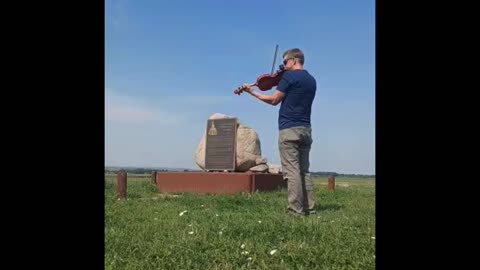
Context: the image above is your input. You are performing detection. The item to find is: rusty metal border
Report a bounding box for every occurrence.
[156,172,285,194]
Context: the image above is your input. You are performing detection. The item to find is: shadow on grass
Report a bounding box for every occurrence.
[315,203,344,212]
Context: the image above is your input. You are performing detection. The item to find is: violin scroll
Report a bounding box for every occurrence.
[234,83,254,95]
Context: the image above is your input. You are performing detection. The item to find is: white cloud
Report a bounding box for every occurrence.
[105,88,186,125]
[106,0,130,30]
[105,87,241,125]
[178,95,235,105]
[106,104,155,123]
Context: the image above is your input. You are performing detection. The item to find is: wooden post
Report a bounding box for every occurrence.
[328,175,335,191]
[151,171,157,185]
[117,171,127,200]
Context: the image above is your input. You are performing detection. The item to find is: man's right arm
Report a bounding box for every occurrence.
[247,90,285,106]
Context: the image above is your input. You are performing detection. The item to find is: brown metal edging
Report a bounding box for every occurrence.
[328,175,335,191]
[116,171,127,200]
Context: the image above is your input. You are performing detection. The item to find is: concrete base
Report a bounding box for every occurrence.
[156,172,286,194]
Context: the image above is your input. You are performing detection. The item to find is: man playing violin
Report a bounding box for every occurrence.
[240,48,317,216]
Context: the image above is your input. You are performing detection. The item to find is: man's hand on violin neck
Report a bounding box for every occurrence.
[241,83,253,93]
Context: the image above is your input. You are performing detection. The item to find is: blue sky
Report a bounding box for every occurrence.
[105,0,375,175]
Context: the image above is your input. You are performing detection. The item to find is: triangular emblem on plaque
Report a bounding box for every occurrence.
[208,121,218,136]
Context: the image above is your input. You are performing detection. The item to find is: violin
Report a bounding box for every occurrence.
[234,44,285,95]
[233,65,285,95]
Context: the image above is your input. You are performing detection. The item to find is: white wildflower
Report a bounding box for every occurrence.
[188,231,194,235]
[258,220,262,224]
[216,214,219,217]
[241,244,245,249]
[247,257,252,261]
[241,251,249,255]
[269,249,277,255]
[219,231,223,235]
[179,210,188,216]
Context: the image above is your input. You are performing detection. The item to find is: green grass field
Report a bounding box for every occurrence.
[105,176,375,270]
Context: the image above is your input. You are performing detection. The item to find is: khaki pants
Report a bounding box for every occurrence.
[279,126,315,214]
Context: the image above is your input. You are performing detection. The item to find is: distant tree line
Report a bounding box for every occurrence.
[105,168,193,174]
[105,168,374,178]
[310,171,375,178]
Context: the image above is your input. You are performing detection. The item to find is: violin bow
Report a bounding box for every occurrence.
[246,44,280,88]
[271,44,279,75]
[234,45,280,94]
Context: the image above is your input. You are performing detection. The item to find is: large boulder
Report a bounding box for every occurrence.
[195,113,265,172]
[268,164,283,174]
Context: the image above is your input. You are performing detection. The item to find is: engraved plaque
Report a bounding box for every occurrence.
[205,118,237,171]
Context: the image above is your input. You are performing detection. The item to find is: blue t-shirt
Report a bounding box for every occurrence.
[276,70,317,130]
